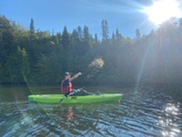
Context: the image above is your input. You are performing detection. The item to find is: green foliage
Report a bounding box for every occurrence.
[1,15,182,87]
[35,53,62,84]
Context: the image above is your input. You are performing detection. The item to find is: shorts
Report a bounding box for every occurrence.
[64,89,77,97]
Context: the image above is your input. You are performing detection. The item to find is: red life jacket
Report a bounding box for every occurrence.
[60,80,73,93]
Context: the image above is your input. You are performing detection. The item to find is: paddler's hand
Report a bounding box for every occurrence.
[74,72,82,78]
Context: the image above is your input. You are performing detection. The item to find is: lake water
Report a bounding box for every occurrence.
[0,86,182,137]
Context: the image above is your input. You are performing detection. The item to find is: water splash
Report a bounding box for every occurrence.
[85,58,104,81]
[89,57,104,69]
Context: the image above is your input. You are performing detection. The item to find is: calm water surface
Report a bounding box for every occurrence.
[0,86,182,137]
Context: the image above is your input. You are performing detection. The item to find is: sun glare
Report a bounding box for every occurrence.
[144,0,182,25]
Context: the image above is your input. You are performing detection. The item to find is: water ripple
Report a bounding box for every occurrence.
[0,88,182,137]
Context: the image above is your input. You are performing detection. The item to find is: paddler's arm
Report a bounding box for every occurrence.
[69,72,81,81]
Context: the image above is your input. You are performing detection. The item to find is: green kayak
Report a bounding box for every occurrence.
[28,93,122,104]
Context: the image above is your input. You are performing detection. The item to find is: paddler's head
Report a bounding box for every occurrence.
[65,72,71,79]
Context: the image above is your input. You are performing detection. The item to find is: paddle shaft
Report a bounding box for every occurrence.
[59,87,84,102]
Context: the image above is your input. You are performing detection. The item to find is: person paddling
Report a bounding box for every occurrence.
[60,72,81,97]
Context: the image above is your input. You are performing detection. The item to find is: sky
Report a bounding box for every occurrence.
[0,0,168,38]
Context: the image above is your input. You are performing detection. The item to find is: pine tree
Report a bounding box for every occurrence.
[77,26,82,39]
[94,34,98,42]
[83,25,90,52]
[135,29,141,39]
[29,18,35,41]
[115,29,122,40]
[101,19,109,41]
[30,18,35,35]
[83,26,89,41]
[62,26,70,49]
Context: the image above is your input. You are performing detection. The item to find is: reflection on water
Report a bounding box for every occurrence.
[66,107,74,122]
[158,103,181,137]
[0,87,182,137]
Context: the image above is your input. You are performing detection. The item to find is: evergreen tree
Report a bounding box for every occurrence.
[61,26,70,72]
[93,33,99,47]
[112,32,115,41]
[71,28,81,54]
[115,29,122,40]
[101,19,109,41]
[29,18,35,41]
[30,18,35,35]
[0,16,14,57]
[83,26,89,40]
[82,25,90,53]
[94,33,98,42]
[62,26,69,49]
[77,26,82,39]
[135,29,141,39]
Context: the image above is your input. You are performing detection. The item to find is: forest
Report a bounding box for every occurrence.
[0,15,182,87]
